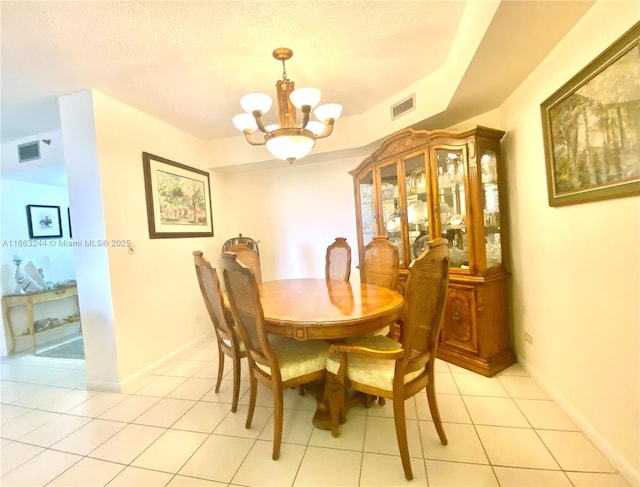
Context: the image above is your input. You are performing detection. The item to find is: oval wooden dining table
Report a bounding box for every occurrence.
[247,277,404,430]
[256,278,404,341]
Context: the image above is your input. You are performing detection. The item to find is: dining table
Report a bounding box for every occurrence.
[247,277,405,429]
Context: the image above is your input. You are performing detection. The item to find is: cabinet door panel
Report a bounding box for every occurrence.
[404,153,430,261]
[434,147,471,271]
[357,170,376,246]
[441,285,478,354]
[379,161,403,264]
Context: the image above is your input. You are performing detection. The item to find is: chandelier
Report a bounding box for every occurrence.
[232,48,342,164]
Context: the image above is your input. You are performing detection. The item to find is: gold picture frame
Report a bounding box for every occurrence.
[541,22,639,207]
[142,152,214,238]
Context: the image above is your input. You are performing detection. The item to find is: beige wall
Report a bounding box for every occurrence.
[499,3,639,484]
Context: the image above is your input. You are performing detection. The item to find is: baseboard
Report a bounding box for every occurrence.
[519,357,640,487]
[86,333,212,393]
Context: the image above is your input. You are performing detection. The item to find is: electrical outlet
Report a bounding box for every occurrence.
[524,332,533,345]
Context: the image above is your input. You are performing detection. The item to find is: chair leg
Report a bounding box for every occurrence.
[215,346,225,393]
[245,374,257,429]
[272,386,284,460]
[393,397,413,481]
[426,378,448,445]
[231,356,241,413]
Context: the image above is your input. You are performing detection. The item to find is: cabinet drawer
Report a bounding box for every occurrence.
[440,285,478,354]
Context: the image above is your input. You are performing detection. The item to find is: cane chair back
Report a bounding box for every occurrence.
[192,251,246,412]
[228,242,262,283]
[360,235,399,290]
[222,252,330,460]
[327,238,450,480]
[325,237,351,281]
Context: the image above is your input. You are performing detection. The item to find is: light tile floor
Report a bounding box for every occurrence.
[0,336,632,487]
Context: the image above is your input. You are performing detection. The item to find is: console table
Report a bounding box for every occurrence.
[2,285,80,354]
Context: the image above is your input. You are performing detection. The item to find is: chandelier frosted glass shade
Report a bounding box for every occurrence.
[289,88,321,109]
[266,134,316,161]
[233,47,341,163]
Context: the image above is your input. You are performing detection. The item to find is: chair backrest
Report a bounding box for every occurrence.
[222,234,260,256]
[227,242,262,283]
[221,252,273,371]
[401,238,449,372]
[325,237,351,281]
[192,250,235,341]
[360,235,399,290]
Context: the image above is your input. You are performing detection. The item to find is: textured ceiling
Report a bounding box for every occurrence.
[1,1,595,152]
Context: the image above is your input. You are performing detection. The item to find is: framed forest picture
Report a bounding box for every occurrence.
[541,22,639,207]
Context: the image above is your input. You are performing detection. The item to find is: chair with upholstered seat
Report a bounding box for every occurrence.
[326,238,450,480]
[222,251,330,460]
[192,251,246,412]
[360,235,399,290]
[325,237,351,281]
[359,235,399,337]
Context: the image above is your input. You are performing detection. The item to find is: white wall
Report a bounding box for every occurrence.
[217,156,363,282]
[0,178,77,355]
[499,4,639,484]
[59,90,229,389]
[0,180,75,289]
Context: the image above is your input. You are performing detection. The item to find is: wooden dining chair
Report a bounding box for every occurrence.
[326,238,450,480]
[192,251,246,412]
[227,241,262,283]
[325,237,351,281]
[359,235,400,337]
[360,235,399,290]
[221,252,331,460]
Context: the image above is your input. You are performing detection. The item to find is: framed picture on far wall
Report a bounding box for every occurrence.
[142,152,214,238]
[540,22,640,207]
[26,204,63,239]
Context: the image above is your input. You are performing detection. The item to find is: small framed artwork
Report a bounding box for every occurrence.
[540,22,640,207]
[26,204,63,239]
[142,152,214,238]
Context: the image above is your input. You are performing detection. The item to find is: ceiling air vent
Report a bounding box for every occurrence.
[18,141,41,163]
[390,94,415,121]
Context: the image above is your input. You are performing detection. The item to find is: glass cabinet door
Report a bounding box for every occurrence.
[357,170,376,247]
[379,161,403,264]
[480,150,502,268]
[404,153,429,261]
[435,147,469,270]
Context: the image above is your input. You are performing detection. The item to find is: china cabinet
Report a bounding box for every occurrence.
[350,126,515,376]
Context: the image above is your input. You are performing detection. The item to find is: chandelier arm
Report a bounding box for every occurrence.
[242,130,267,146]
[251,110,269,134]
[311,119,336,140]
[299,105,311,129]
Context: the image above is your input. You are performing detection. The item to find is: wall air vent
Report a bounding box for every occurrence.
[390,94,416,121]
[18,141,41,163]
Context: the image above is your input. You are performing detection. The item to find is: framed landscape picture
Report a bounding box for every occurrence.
[142,152,214,238]
[540,22,639,207]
